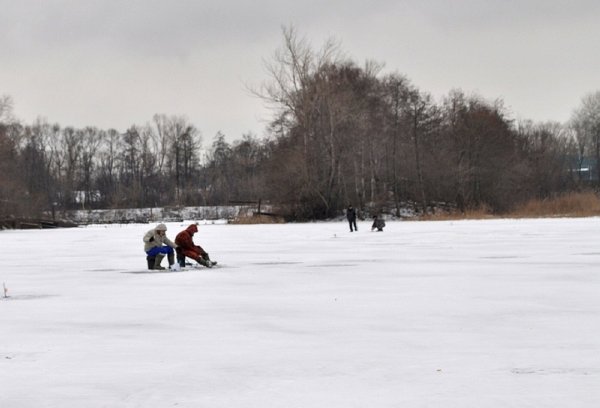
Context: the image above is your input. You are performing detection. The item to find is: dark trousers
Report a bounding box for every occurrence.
[348,219,357,231]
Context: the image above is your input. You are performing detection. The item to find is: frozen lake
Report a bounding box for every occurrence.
[1,218,599,407]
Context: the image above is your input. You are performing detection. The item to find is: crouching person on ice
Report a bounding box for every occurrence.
[143,223,177,270]
[175,224,217,268]
[371,215,386,232]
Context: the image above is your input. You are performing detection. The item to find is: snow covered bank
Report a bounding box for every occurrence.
[62,205,265,225]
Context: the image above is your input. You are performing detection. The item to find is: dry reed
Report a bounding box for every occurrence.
[420,192,600,221]
[229,214,285,224]
[512,192,600,218]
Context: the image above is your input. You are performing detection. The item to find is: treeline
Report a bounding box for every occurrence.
[2,28,600,221]
[0,110,206,216]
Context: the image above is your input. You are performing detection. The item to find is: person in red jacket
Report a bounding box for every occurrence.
[175,224,217,268]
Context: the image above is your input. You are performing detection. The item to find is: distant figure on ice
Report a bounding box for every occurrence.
[175,224,217,268]
[143,223,177,270]
[371,215,386,232]
[346,205,358,232]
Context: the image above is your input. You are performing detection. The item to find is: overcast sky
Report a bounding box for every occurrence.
[2,0,599,143]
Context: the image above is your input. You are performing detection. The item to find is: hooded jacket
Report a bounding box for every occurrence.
[175,223,196,248]
[143,223,177,252]
[175,224,206,260]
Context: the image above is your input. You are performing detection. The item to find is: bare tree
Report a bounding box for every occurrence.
[204,132,233,204]
[159,116,202,205]
[0,95,15,123]
[0,96,23,217]
[228,133,268,202]
[516,120,573,197]
[439,91,525,212]
[20,121,51,198]
[96,129,120,207]
[117,126,143,206]
[255,26,351,217]
[151,114,173,175]
[55,127,83,209]
[570,91,600,185]
[381,73,413,215]
[406,90,438,212]
[78,127,102,208]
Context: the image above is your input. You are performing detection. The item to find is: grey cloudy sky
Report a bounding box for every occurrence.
[2,0,599,142]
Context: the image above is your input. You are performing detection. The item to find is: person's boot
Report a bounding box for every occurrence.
[154,253,166,270]
[146,256,156,270]
[167,252,175,268]
[197,257,212,268]
[204,253,217,266]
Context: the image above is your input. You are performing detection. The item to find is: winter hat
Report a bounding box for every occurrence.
[156,223,167,231]
[188,224,198,233]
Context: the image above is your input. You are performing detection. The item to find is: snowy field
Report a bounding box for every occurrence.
[1,218,599,407]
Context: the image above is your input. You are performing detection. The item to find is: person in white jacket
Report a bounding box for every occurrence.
[143,223,177,270]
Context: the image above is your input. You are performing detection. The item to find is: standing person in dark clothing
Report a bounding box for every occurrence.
[346,205,358,232]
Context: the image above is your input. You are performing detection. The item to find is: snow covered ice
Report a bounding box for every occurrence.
[1,218,599,407]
